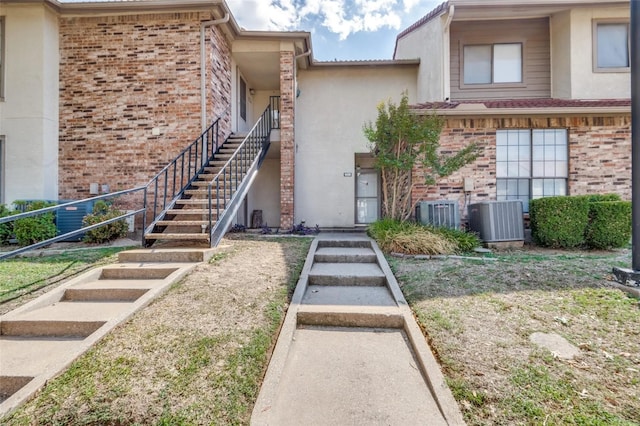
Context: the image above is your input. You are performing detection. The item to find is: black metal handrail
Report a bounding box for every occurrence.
[143,108,230,237]
[207,98,278,246]
[0,187,147,260]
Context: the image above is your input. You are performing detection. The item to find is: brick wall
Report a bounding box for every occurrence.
[279,51,295,229]
[58,11,231,200]
[412,114,631,218]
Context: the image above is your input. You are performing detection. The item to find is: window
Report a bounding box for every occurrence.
[496,129,568,212]
[239,77,247,121]
[463,43,522,85]
[593,21,629,71]
[0,17,4,99]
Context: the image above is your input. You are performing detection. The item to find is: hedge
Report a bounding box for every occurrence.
[585,201,632,249]
[529,196,590,248]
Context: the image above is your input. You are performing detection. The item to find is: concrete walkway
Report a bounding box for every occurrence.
[252,233,465,425]
[0,247,215,418]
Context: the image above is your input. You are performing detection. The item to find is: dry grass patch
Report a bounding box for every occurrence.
[3,236,311,426]
[391,248,640,425]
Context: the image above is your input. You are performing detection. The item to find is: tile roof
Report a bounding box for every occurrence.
[412,98,632,110]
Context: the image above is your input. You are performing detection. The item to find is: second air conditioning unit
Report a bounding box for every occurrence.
[416,200,460,229]
[467,200,524,242]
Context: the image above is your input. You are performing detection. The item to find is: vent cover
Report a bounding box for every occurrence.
[416,201,460,229]
[468,200,524,242]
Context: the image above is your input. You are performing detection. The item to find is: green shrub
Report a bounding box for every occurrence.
[585,201,631,249]
[368,218,479,254]
[13,201,57,246]
[580,193,621,203]
[82,200,129,244]
[0,204,16,245]
[529,196,590,248]
[428,225,480,253]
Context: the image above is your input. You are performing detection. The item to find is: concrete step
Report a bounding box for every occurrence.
[156,220,209,226]
[0,337,86,378]
[62,288,148,302]
[317,239,371,249]
[166,208,222,216]
[296,305,404,328]
[100,266,179,280]
[308,263,386,286]
[118,249,213,263]
[314,247,377,263]
[0,377,33,404]
[144,233,210,241]
[302,285,396,307]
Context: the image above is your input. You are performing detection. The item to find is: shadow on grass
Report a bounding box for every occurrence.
[388,247,633,302]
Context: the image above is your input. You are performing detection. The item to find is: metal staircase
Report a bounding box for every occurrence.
[143,97,279,247]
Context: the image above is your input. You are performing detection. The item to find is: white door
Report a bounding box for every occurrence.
[356,170,379,224]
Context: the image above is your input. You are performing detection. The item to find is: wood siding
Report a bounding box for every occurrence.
[450,18,551,100]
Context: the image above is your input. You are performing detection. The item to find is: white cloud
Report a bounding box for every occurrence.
[226,0,437,40]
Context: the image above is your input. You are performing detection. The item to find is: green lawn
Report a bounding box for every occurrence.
[0,247,130,304]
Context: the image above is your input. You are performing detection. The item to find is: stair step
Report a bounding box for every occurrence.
[184,189,236,196]
[62,288,148,302]
[175,199,230,206]
[156,220,209,226]
[314,247,377,263]
[100,266,179,280]
[118,249,212,263]
[1,320,106,338]
[166,209,222,215]
[144,233,211,241]
[308,263,386,286]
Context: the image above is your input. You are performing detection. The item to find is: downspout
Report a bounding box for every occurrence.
[443,5,454,101]
[200,13,230,132]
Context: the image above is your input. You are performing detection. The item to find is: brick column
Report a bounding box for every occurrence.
[279,51,295,229]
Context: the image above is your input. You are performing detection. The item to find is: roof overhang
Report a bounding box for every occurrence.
[411,102,631,117]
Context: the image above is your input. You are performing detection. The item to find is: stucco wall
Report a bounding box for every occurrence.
[295,65,417,227]
[394,18,444,103]
[0,3,59,205]
[247,158,281,228]
[58,11,231,200]
[568,6,630,99]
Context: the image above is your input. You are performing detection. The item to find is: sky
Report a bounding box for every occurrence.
[225,0,442,61]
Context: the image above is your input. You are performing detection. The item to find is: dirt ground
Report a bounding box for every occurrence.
[391,246,640,425]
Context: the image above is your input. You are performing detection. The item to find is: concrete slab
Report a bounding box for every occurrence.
[530,332,581,360]
[3,302,133,322]
[261,326,448,426]
[118,248,216,263]
[309,263,386,286]
[302,285,396,306]
[314,247,377,263]
[0,337,84,377]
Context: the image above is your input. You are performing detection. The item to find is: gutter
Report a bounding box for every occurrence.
[201,13,230,132]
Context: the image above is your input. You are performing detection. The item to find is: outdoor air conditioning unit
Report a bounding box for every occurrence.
[467,200,524,242]
[56,200,95,242]
[416,201,460,229]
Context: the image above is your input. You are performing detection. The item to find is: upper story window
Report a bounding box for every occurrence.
[0,17,4,99]
[593,21,629,72]
[463,43,522,85]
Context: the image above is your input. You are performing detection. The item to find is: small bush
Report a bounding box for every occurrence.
[82,200,129,244]
[368,219,478,255]
[580,193,621,203]
[288,222,320,235]
[429,225,480,253]
[585,201,631,249]
[13,201,57,246]
[530,196,590,248]
[0,204,16,245]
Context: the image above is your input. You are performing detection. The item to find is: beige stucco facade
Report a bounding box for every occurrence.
[394,14,446,103]
[294,64,418,227]
[0,2,59,205]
